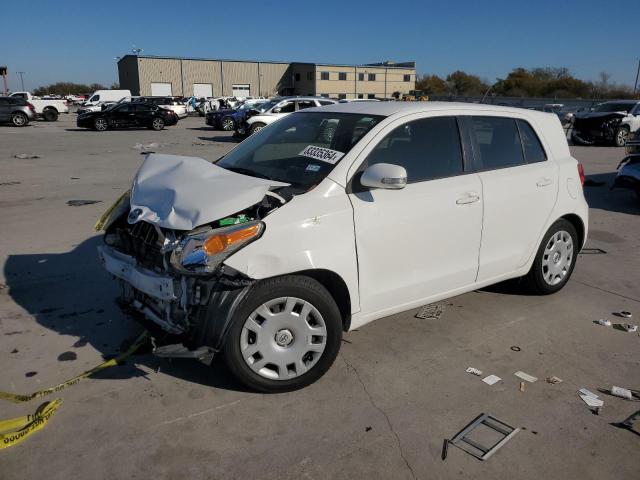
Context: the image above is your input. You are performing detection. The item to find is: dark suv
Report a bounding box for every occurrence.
[0,96,37,126]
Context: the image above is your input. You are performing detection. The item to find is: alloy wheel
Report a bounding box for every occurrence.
[12,114,26,126]
[95,118,108,131]
[240,297,327,380]
[541,230,573,286]
[222,118,234,130]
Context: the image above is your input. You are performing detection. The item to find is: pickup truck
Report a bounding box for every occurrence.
[9,92,69,121]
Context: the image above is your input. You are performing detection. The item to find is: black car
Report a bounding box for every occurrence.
[572,100,640,147]
[76,102,179,131]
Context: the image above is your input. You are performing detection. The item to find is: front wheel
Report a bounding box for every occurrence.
[221,116,235,131]
[223,275,342,393]
[249,122,266,135]
[11,112,28,127]
[614,126,629,147]
[94,117,108,131]
[151,117,165,131]
[523,219,578,294]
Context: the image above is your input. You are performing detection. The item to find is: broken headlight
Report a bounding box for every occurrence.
[170,221,264,275]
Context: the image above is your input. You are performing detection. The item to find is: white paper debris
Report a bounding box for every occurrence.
[514,371,538,383]
[466,367,482,376]
[611,386,633,400]
[482,375,501,386]
[596,319,612,327]
[578,389,604,408]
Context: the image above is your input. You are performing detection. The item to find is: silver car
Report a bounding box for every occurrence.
[0,96,37,126]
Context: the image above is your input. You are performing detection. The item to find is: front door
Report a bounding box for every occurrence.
[110,104,136,128]
[466,116,559,282]
[349,115,483,316]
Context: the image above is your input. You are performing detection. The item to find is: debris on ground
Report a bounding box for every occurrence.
[415,303,444,320]
[610,386,634,400]
[482,375,501,386]
[510,345,521,352]
[611,409,640,436]
[132,142,160,151]
[514,371,538,383]
[0,181,21,186]
[580,248,607,254]
[13,153,40,159]
[620,323,638,333]
[519,382,525,392]
[444,413,519,461]
[192,141,206,146]
[578,388,604,412]
[619,311,633,319]
[66,200,102,207]
[596,318,612,327]
[546,376,563,384]
[466,367,483,376]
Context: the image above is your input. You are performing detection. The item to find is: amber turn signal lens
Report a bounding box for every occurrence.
[203,224,261,255]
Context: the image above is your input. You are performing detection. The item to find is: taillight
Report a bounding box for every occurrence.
[27,103,36,111]
[577,163,585,186]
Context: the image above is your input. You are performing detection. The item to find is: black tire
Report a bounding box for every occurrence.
[221,116,235,131]
[249,122,266,135]
[11,112,28,127]
[522,219,578,295]
[223,275,343,393]
[43,108,58,122]
[94,117,108,131]
[614,126,629,147]
[151,117,165,131]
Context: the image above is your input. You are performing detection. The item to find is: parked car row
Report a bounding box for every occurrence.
[571,100,640,147]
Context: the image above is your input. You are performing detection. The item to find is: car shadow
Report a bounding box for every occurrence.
[187,127,215,131]
[3,236,250,392]
[197,136,239,143]
[583,172,640,215]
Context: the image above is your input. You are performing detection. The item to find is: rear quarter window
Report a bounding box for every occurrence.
[516,120,547,163]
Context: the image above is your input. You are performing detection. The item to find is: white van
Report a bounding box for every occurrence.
[83,89,132,107]
[96,102,588,393]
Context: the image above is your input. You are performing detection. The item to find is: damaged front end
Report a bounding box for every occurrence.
[572,113,625,145]
[613,140,640,199]
[96,154,291,362]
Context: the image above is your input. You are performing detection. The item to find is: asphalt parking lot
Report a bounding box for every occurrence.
[1,114,639,479]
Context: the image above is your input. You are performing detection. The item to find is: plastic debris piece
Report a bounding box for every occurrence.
[620,311,632,319]
[13,153,40,159]
[519,382,525,392]
[546,376,563,384]
[621,323,638,333]
[611,386,633,400]
[482,375,501,386]
[466,367,482,376]
[67,200,102,207]
[510,346,521,352]
[596,319,612,327]
[514,371,538,383]
[578,389,604,408]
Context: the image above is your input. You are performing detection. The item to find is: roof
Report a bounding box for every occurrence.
[311,101,559,121]
[117,55,416,70]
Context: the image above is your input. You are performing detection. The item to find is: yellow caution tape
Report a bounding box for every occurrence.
[0,331,148,404]
[0,399,62,450]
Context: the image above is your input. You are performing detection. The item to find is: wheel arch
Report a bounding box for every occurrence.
[560,213,586,249]
[43,106,59,113]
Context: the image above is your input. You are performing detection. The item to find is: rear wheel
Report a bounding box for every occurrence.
[43,108,58,122]
[11,112,28,127]
[615,126,629,147]
[94,117,108,131]
[523,219,578,294]
[223,275,342,393]
[221,116,235,131]
[151,117,165,131]
[249,122,266,135]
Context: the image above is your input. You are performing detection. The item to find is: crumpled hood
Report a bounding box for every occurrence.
[574,111,626,121]
[129,154,289,230]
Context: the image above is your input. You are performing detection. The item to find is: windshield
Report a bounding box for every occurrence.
[253,100,278,113]
[216,112,383,189]
[594,102,636,113]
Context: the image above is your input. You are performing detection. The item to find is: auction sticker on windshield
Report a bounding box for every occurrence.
[299,145,345,165]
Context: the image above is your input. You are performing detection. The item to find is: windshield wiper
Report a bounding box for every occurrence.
[223,166,272,181]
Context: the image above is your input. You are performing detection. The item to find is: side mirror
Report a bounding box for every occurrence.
[360,163,407,190]
[272,107,281,114]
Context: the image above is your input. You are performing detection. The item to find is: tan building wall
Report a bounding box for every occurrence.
[221,61,259,96]
[258,63,291,97]
[137,57,183,96]
[314,65,415,99]
[181,59,222,97]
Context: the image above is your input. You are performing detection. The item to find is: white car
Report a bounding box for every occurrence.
[242,96,337,136]
[97,102,588,392]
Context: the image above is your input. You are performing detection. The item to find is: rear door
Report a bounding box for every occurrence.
[466,116,559,282]
[133,103,155,127]
[349,115,484,316]
[110,104,136,127]
[0,98,10,121]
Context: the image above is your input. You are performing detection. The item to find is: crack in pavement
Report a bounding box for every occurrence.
[572,279,640,303]
[340,353,417,480]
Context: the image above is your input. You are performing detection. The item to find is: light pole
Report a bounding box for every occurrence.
[17,71,25,91]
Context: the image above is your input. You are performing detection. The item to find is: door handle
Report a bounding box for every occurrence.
[536,177,553,187]
[456,193,480,205]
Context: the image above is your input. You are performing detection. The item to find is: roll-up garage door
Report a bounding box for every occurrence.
[232,84,250,97]
[151,82,172,96]
[193,83,213,98]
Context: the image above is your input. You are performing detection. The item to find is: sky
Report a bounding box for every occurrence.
[2,0,639,91]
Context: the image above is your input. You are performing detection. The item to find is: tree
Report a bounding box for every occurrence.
[415,74,448,94]
[32,82,106,96]
[445,71,489,96]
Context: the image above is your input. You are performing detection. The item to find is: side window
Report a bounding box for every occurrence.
[296,100,315,110]
[318,100,334,106]
[338,94,347,100]
[91,95,100,102]
[135,104,153,112]
[277,101,295,113]
[365,116,464,183]
[469,117,524,170]
[516,120,546,163]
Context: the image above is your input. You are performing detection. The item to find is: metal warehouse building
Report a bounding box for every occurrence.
[117,55,416,100]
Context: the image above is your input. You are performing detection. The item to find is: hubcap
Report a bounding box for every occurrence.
[14,115,25,125]
[96,119,107,130]
[153,119,162,128]
[223,119,233,130]
[541,230,573,286]
[240,297,327,380]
